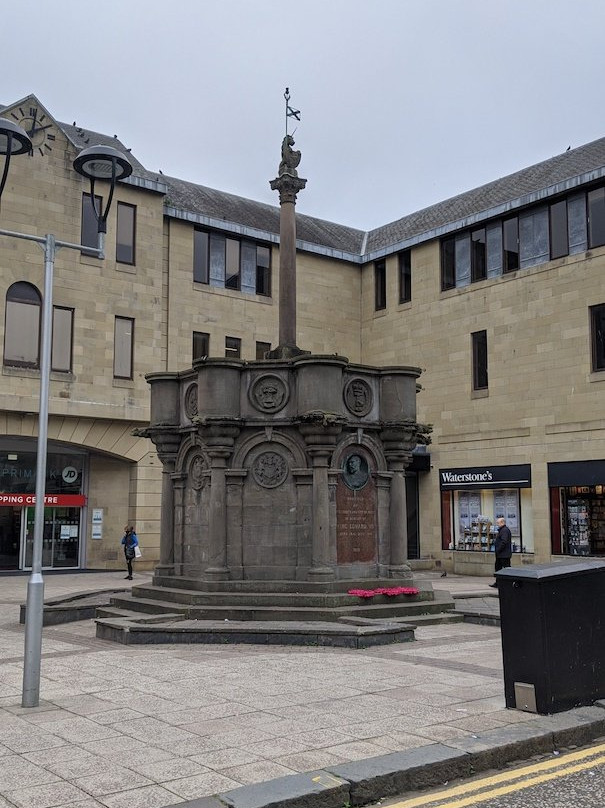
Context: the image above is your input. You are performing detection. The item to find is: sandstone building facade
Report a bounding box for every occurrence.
[2,93,605,575]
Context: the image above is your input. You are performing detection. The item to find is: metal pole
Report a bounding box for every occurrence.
[22,234,55,708]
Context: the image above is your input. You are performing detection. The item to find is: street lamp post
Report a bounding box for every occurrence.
[0,118,132,707]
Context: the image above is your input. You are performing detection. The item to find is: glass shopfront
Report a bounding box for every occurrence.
[0,443,86,570]
[549,461,605,556]
[440,464,533,553]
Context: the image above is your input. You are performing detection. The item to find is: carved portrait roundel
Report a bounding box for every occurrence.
[250,374,289,414]
[184,383,198,420]
[190,453,207,490]
[252,451,288,488]
[344,378,373,417]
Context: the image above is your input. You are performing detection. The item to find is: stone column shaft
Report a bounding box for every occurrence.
[206,452,230,579]
[279,200,297,347]
[157,459,176,574]
[389,469,408,568]
[308,449,334,580]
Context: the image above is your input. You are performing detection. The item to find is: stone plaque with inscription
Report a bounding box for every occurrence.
[336,475,377,563]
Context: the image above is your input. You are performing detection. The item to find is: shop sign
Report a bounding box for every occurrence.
[548,460,605,487]
[0,493,86,507]
[440,464,531,490]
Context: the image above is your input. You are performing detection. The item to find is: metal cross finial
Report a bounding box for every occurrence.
[284,87,300,136]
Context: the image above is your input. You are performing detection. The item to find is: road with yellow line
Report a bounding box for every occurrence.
[380,740,605,807]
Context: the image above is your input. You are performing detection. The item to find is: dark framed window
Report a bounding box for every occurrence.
[193,230,271,296]
[225,336,241,358]
[3,282,41,368]
[116,202,136,264]
[225,238,240,290]
[374,259,386,310]
[549,199,569,259]
[590,304,605,372]
[193,229,209,284]
[51,307,74,372]
[256,341,271,360]
[471,228,487,282]
[256,245,271,296]
[471,330,488,390]
[503,217,519,272]
[114,316,134,379]
[81,193,102,257]
[193,331,210,361]
[398,250,411,303]
[588,187,605,248]
[441,237,456,290]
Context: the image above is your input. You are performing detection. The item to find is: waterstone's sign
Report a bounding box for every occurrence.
[440,464,531,490]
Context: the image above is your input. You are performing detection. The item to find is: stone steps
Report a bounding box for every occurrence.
[128,583,435,608]
[106,588,455,623]
[95,615,417,648]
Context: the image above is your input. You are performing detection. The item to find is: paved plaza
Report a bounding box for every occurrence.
[0,571,533,808]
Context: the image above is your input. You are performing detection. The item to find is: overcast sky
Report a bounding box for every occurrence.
[3,0,604,230]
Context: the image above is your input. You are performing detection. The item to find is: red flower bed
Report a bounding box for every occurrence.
[347,586,419,598]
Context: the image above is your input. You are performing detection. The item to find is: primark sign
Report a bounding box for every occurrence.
[440,464,531,490]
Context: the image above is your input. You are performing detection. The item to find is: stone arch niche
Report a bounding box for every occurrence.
[231,430,309,580]
[174,437,209,576]
[333,442,380,577]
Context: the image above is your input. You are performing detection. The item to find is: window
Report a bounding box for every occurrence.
[193,331,210,361]
[3,282,41,368]
[472,330,488,390]
[51,307,73,372]
[588,188,605,248]
[398,250,411,303]
[374,259,386,310]
[225,238,240,290]
[116,202,136,264]
[81,193,102,256]
[502,217,519,272]
[193,229,209,284]
[471,228,487,282]
[193,229,271,295]
[590,304,605,372]
[441,238,456,290]
[114,316,134,379]
[256,341,271,360]
[256,245,271,296]
[549,199,569,259]
[225,336,241,359]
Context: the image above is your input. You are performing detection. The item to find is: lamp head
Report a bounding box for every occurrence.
[73,144,133,181]
[0,118,32,156]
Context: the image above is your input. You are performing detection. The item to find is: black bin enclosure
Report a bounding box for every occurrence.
[498,561,605,715]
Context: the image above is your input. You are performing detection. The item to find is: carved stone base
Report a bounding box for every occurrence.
[388,564,413,580]
[307,566,335,581]
[154,565,175,578]
[204,566,231,581]
[265,344,311,360]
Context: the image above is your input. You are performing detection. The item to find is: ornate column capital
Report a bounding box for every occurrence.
[270,173,307,204]
[139,426,181,466]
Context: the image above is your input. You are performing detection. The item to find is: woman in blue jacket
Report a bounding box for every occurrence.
[121,525,138,580]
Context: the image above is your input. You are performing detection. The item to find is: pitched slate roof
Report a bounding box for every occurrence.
[163,175,365,255]
[4,98,605,260]
[365,136,605,254]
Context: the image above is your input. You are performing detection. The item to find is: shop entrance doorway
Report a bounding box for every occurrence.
[0,507,21,569]
[21,507,81,569]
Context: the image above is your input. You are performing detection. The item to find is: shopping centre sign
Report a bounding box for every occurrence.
[0,493,86,507]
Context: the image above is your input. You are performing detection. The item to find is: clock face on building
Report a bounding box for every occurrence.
[9,105,56,156]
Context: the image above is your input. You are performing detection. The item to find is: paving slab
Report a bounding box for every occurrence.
[2,571,605,808]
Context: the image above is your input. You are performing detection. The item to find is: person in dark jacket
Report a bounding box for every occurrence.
[121,525,138,580]
[490,517,512,587]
